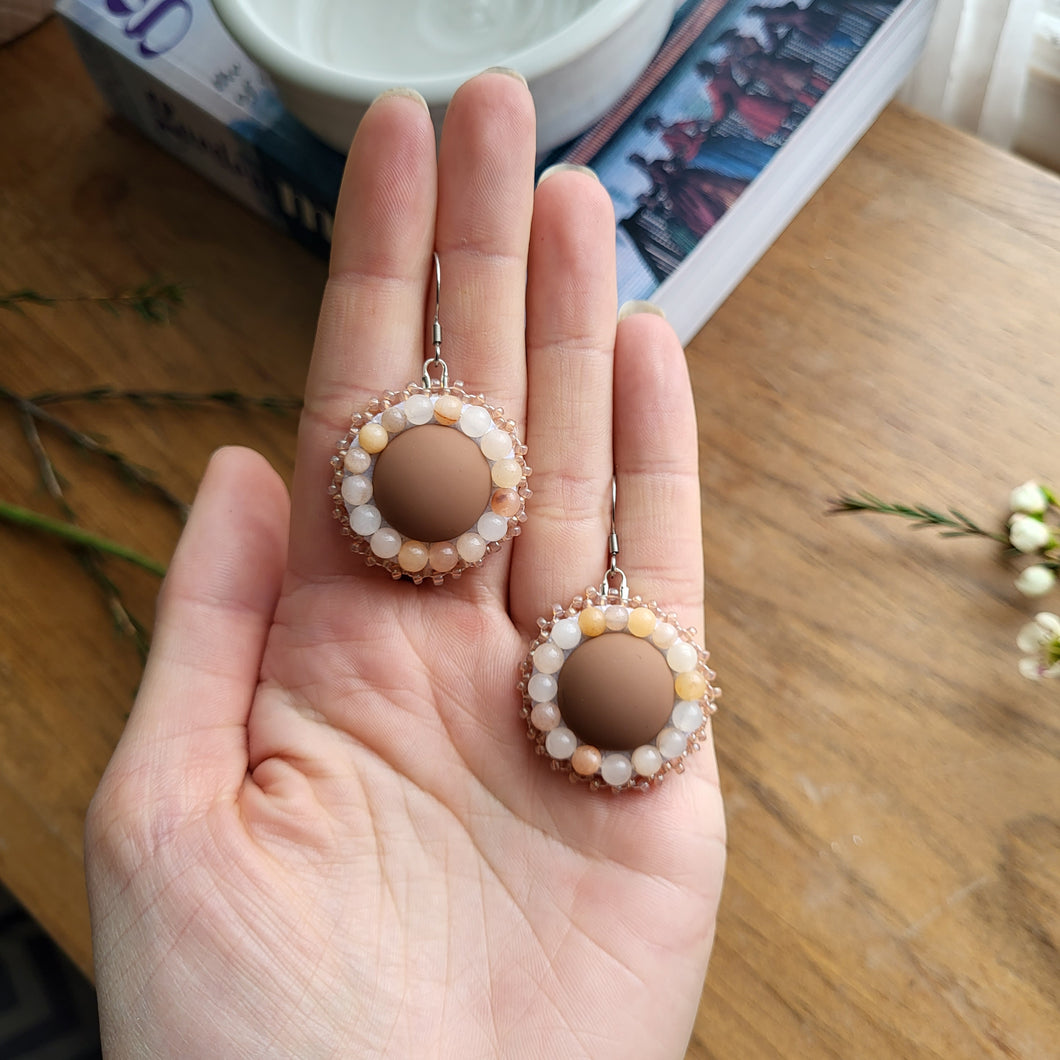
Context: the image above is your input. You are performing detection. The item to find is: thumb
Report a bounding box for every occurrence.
[97,446,289,826]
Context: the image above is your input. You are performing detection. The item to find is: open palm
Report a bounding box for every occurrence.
[87,73,725,1059]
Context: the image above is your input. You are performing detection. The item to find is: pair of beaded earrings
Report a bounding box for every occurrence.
[330,255,718,791]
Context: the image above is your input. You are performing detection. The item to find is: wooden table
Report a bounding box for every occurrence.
[3,18,1059,1058]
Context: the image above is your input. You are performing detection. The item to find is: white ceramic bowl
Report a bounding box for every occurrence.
[210,0,681,155]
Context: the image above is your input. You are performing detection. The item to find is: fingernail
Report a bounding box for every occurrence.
[619,300,666,321]
[536,163,600,188]
[483,66,528,87]
[373,86,430,113]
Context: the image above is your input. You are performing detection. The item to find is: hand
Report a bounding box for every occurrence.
[87,71,725,1059]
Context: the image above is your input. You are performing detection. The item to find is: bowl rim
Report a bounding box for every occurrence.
[210,0,662,102]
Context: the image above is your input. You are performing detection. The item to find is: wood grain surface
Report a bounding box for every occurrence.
[2,18,1059,1058]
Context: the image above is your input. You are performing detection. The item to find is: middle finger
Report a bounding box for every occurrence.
[433,70,537,421]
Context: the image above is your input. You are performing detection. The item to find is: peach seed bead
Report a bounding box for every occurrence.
[632,744,663,778]
[343,446,371,474]
[491,458,522,488]
[657,727,688,760]
[477,512,509,542]
[672,700,704,734]
[480,429,512,460]
[358,422,388,454]
[398,540,429,573]
[550,617,582,650]
[545,727,577,760]
[651,622,678,649]
[675,670,708,701]
[341,474,372,507]
[532,642,565,674]
[404,394,434,425]
[528,672,558,702]
[456,531,487,563]
[380,406,407,434]
[628,607,657,638]
[369,527,401,558]
[350,505,382,536]
[433,394,463,424]
[571,744,602,776]
[428,541,459,573]
[530,701,561,732]
[578,607,606,637]
[459,404,492,437]
[605,605,629,631]
[490,488,521,518]
[666,640,698,673]
[600,754,633,787]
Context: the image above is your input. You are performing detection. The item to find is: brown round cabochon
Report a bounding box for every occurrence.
[557,632,675,749]
[372,423,492,542]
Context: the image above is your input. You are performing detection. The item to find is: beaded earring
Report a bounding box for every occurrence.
[330,254,531,583]
[519,480,719,791]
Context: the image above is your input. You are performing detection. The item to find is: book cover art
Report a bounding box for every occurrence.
[543,0,906,305]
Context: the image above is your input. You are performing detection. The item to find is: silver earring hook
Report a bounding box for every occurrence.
[601,475,629,601]
[423,251,449,389]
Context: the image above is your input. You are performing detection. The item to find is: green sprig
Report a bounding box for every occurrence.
[0,281,185,322]
[0,501,166,577]
[827,492,1009,544]
[30,386,302,413]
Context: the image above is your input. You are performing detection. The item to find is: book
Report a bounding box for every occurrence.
[56,0,934,344]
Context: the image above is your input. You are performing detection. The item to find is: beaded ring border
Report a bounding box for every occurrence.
[331,382,531,583]
[519,585,719,791]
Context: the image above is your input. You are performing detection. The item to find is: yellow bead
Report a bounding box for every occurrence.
[358,422,388,454]
[675,670,707,701]
[398,540,429,573]
[491,458,522,488]
[627,607,657,638]
[578,607,606,637]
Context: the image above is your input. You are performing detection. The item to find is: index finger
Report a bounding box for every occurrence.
[288,89,438,580]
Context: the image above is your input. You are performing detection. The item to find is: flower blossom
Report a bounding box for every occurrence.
[1015,565,1057,597]
[1008,512,1054,554]
[1009,480,1050,515]
[1017,612,1060,679]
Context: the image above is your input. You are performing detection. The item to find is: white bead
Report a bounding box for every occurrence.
[530,702,561,732]
[651,622,678,649]
[480,428,512,461]
[350,505,382,536]
[343,446,371,474]
[550,617,582,651]
[666,640,698,673]
[631,744,663,778]
[459,405,492,437]
[456,532,487,563]
[369,527,401,559]
[477,512,509,542]
[672,700,704,734]
[532,642,565,674]
[404,394,434,425]
[545,727,577,760]
[527,672,558,703]
[600,753,633,787]
[341,474,372,507]
[657,727,687,760]
[605,605,629,631]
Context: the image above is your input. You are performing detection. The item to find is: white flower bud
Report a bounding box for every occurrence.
[1009,480,1049,515]
[1015,565,1057,597]
[1017,611,1060,679]
[1008,513,1053,553]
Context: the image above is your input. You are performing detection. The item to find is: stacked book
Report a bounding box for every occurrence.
[57,0,935,344]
